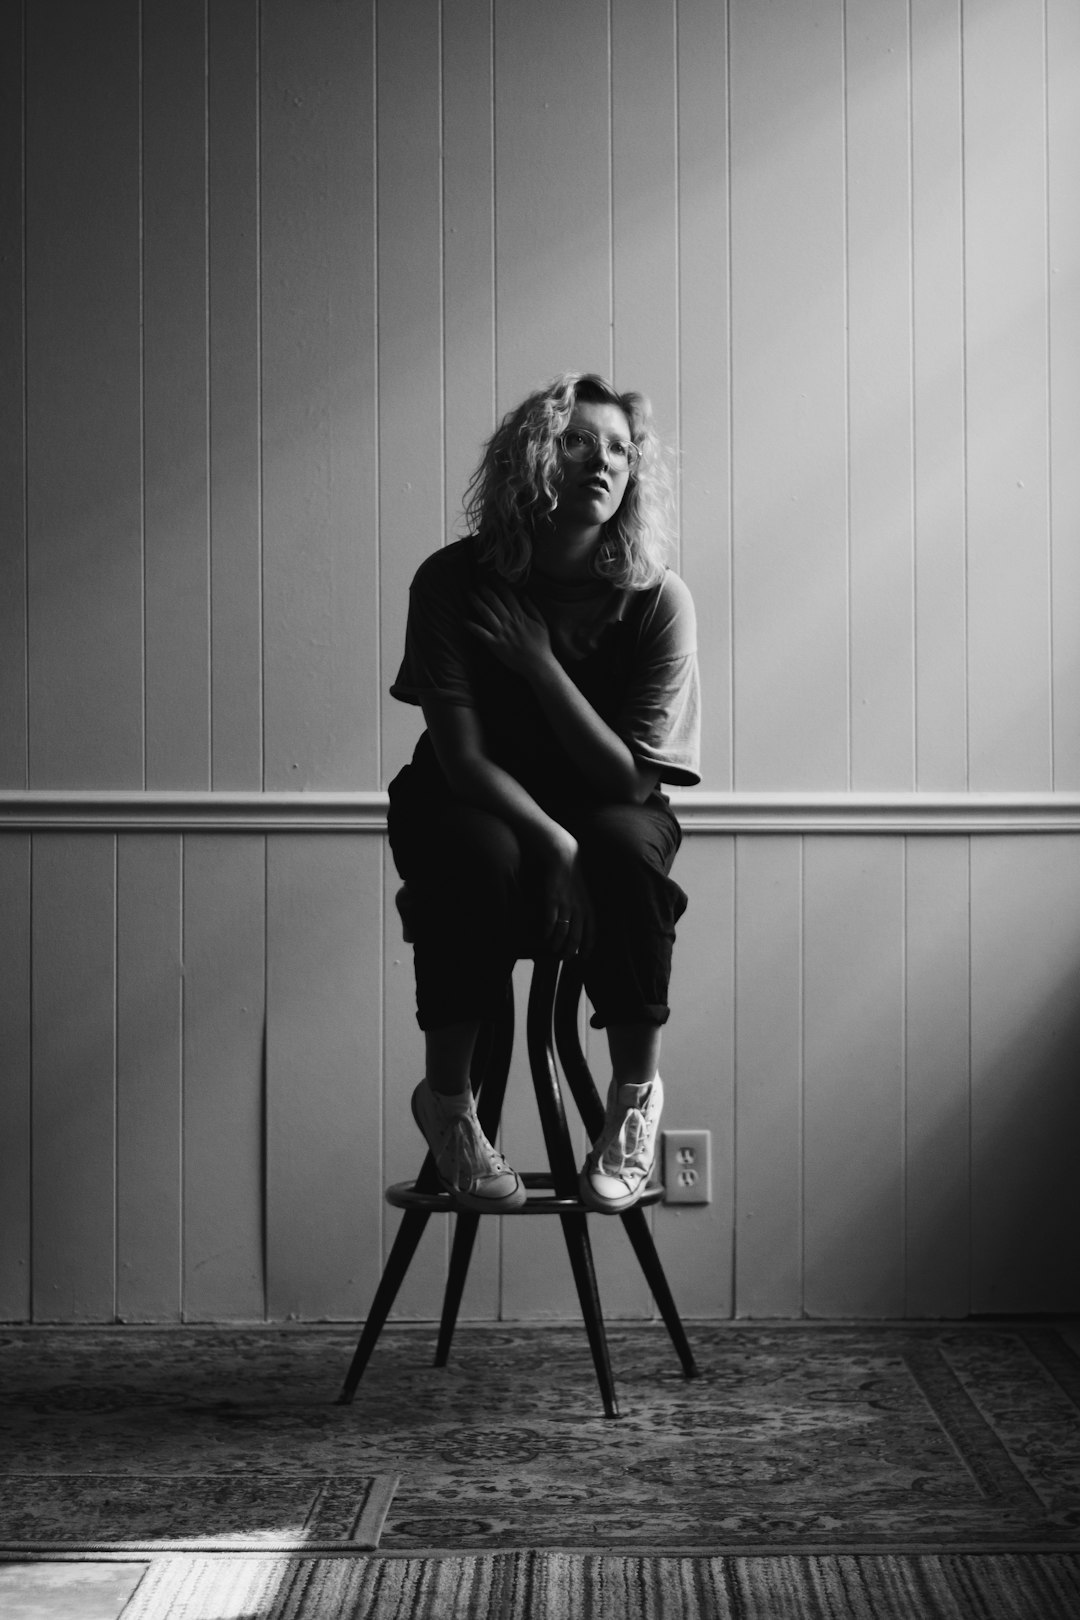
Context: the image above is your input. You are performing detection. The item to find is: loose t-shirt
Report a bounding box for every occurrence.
[390,537,701,809]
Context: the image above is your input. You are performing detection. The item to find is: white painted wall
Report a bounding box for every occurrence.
[1,0,1078,1322]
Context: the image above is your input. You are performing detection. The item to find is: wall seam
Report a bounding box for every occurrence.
[900,837,909,1317]
[373,0,382,790]
[204,0,213,791]
[797,834,806,1318]
[1043,0,1055,787]
[112,833,119,1324]
[907,0,919,792]
[841,0,853,792]
[21,0,30,790]
[965,835,973,1315]
[138,0,147,792]
[177,836,185,1322]
[607,0,614,383]
[672,0,681,575]
[27,833,34,1320]
[725,0,735,791]
[439,0,447,554]
[959,0,971,791]
[255,0,265,793]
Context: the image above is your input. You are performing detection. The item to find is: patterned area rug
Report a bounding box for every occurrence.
[98,1550,1080,1619]
[1,1324,1079,1553]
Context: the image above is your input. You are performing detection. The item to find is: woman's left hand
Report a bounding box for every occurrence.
[466,585,554,678]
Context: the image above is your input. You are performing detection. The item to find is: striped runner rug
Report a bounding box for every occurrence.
[121,1550,1080,1618]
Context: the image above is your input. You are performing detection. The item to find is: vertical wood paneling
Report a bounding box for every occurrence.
[142,2,211,790]
[208,1,262,790]
[261,0,379,791]
[116,836,182,1321]
[377,0,444,788]
[803,839,905,1317]
[5,0,1080,1329]
[442,0,496,545]
[25,0,143,789]
[905,837,970,1317]
[729,0,848,789]
[265,835,382,1320]
[655,833,735,1319]
[0,837,31,1319]
[845,0,915,789]
[182,836,265,1321]
[971,838,1080,1313]
[1048,0,1080,789]
[677,0,732,790]
[910,0,967,790]
[611,0,678,436]
[734,836,803,1317]
[493,0,611,407]
[0,0,26,788]
[963,0,1052,790]
[31,836,116,1320]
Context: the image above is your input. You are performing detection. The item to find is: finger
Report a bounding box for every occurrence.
[483,584,524,623]
[470,595,504,628]
[546,907,571,949]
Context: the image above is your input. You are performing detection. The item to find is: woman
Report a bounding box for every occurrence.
[388,373,700,1216]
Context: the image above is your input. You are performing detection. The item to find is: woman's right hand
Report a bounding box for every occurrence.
[538,833,594,960]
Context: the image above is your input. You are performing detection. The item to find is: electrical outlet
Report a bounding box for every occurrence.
[661,1129,711,1205]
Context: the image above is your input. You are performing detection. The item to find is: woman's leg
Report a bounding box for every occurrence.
[388,792,529,1210]
[389,795,529,1034]
[606,1023,664,1088]
[565,799,686,1212]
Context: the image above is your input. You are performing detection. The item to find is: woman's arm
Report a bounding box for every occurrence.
[467,585,661,805]
[421,694,594,959]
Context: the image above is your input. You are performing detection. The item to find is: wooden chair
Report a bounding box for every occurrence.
[338,894,699,1419]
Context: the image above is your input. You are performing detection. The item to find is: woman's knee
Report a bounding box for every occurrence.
[392,802,524,909]
[571,801,681,881]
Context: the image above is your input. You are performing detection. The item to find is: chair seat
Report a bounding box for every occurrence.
[385,1174,666,1215]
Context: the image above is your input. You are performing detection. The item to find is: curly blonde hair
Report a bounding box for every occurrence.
[462,373,674,589]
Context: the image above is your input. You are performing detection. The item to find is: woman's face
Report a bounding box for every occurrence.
[551,400,633,533]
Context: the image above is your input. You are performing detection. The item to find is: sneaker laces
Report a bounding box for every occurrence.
[438,1109,512,1191]
[597,1106,653,1180]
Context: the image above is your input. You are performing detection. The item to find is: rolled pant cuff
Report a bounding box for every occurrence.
[588,1002,670,1030]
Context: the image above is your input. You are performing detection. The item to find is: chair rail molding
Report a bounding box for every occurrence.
[3,790,1080,834]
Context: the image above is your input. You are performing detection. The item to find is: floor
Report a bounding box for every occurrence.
[2,1319,1080,1616]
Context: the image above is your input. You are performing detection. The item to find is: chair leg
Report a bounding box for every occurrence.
[338,1207,432,1404]
[619,1205,700,1379]
[527,955,579,1195]
[559,1211,620,1419]
[435,1211,481,1367]
[553,959,698,1382]
[552,959,606,1139]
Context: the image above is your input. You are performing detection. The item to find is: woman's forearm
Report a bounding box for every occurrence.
[527,657,656,803]
[446,751,575,858]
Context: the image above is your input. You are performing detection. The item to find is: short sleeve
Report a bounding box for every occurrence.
[615,571,701,786]
[389,545,478,708]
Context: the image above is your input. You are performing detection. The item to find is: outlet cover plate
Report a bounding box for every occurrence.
[661,1129,711,1204]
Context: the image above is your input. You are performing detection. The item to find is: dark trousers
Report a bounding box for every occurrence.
[387,773,687,1032]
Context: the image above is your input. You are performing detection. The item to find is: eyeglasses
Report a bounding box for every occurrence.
[558,427,640,472]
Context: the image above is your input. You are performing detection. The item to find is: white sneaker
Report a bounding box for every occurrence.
[411,1080,526,1213]
[579,1076,664,1214]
